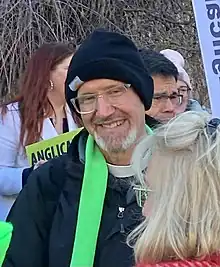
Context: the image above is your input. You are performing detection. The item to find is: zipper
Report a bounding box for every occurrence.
[117,207,125,233]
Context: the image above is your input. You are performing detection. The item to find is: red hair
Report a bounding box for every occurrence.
[1,43,75,147]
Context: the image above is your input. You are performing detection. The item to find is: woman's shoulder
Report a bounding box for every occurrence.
[0,102,20,113]
[0,102,20,125]
[4,102,20,112]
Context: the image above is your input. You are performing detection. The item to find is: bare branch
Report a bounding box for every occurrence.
[0,0,208,106]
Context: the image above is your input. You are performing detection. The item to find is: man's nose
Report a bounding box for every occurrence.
[164,98,175,113]
[95,95,115,117]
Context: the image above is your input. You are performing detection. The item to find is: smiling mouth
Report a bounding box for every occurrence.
[100,119,126,129]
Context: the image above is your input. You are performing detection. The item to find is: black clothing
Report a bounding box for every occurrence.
[4,131,142,267]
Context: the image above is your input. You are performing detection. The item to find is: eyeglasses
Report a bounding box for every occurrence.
[177,85,191,96]
[133,184,153,208]
[70,83,131,115]
[153,94,183,107]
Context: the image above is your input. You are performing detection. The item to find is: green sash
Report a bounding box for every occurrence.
[0,221,13,266]
[70,135,108,266]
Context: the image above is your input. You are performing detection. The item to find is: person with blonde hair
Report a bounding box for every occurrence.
[129,111,220,266]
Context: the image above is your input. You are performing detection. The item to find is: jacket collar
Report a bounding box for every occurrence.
[41,105,78,140]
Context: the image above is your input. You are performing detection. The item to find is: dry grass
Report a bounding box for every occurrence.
[0,0,208,105]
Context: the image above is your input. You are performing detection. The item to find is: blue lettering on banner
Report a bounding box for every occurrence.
[192,0,220,116]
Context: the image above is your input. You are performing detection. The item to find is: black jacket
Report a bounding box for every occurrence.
[3,130,142,267]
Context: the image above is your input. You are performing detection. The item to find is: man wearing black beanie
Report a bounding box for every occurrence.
[3,29,155,267]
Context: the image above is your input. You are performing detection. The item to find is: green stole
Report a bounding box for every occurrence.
[0,221,13,266]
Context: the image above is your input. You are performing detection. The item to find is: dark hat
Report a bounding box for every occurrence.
[65,29,154,113]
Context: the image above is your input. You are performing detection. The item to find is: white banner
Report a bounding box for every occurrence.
[192,0,220,116]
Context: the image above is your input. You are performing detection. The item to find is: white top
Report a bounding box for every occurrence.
[0,102,78,220]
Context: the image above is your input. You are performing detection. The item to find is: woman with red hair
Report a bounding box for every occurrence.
[0,42,79,220]
[129,111,220,267]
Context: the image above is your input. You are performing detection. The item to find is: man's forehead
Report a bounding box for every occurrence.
[152,75,178,94]
[78,78,121,94]
[154,91,178,97]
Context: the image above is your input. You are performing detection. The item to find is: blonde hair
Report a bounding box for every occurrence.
[129,111,220,264]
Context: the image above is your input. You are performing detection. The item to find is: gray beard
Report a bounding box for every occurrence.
[94,127,138,153]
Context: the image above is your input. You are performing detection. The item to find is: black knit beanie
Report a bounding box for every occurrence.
[65,29,154,113]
